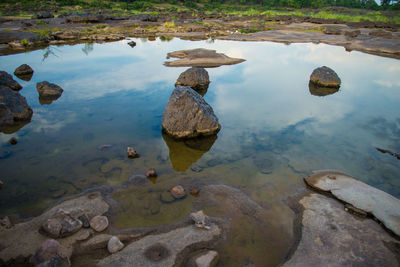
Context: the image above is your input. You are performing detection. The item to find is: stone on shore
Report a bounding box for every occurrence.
[190,210,211,230]
[89,215,109,232]
[98,224,221,267]
[36,81,64,100]
[14,64,34,81]
[165,48,245,68]
[175,67,210,92]
[162,86,220,139]
[305,171,400,237]
[0,71,22,91]
[309,66,341,88]
[283,193,400,266]
[107,236,124,254]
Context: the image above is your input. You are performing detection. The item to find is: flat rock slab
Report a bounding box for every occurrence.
[284,193,400,267]
[98,224,221,267]
[0,193,109,262]
[305,171,400,237]
[165,48,245,67]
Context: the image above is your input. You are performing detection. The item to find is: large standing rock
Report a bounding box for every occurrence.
[175,67,210,93]
[305,171,400,237]
[0,85,33,131]
[36,81,64,99]
[309,66,341,88]
[0,71,22,91]
[162,86,221,139]
[14,64,34,81]
[283,193,400,266]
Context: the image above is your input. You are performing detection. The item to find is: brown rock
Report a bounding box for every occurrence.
[9,137,18,145]
[127,147,139,158]
[36,81,64,100]
[171,185,186,199]
[146,168,157,178]
[0,71,22,91]
[309,66,341,88]
[14,64,34,81]
[190,186,200,196]
[90,215,109,232]
[175,67,210,92]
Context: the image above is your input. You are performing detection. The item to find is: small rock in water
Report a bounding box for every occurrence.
[14,64,34,81]
[146,168,157,178]
[128,41,136,47]
[90,215,109,232]
[127,147,139,158]
[190,210,211,230]
[193,250,219,267]
[171,185,186,199]
[36,81,64,98]
[0,216,12,229]
[107,236,124,254]
[8,137,18,145]
[309,66,341,88]
[78,214,91,228]
[190,186,200,196]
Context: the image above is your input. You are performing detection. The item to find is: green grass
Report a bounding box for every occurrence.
[29,27,62,38]
[20,39,29,46]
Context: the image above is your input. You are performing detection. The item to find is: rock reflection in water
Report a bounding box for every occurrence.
[162,133,217,172]
[15,73,33,82]
[309,81,340,97]
[39,95,62,105]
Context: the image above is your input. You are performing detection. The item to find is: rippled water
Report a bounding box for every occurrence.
[0,38,399,266]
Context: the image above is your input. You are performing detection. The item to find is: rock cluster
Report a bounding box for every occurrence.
[162,86,220,139]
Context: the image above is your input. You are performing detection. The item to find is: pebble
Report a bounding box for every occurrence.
[146,168,157,178]
[190,186,200,196]
[107,236,124,254]
[170,185,186,199]
[127,147,139,158]
[90,215,109,232]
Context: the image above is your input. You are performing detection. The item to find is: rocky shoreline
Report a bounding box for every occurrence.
[0,11,399,59]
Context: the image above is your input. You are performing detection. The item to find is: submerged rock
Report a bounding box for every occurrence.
[171,185,186,199]
[309,66,341,88]
[305,171,400,237]
[89,215,109,232]
[190,210,211,230]
[309,81,339,96]
[8,136,18,145]
[36,81,64,102]
[162,86,220,139]
[98,224,221,266]
[283,193,400,266]
[0,71,22,91]
[14,64,34,81]
[0,85,33,131]
[175,67,210,93]
[165,48,245,68]
[107,236,124,254]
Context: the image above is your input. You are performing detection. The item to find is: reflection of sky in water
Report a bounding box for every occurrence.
[0,38,399,216]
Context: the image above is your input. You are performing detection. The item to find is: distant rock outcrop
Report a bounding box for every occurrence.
[162,86,220,139]
[165,48,245,67]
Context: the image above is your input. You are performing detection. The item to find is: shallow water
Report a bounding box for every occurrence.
[0,38,399,266]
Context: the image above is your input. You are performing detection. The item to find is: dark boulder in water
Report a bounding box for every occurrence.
[309,66,341,88]
[175,67,210,93]
[14,64,34,81]
[0,71,22,91]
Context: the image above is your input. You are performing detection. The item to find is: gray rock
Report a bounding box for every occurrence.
[80,234,112,251]
[190,210,211,230]
[193,250,219,267]
[41,210,83,238]
[107,236,124,254]
[162,86,220,139]
[36,81,64,99]
[309,66,341,88]
[165,48,245,67]
[30,239,69,267]
[14,64,34,81]
[175,67,210,92]
[283,193,400,266]
[305,171,400,237]
[0,85,33,131]
[98,224,221,267]
[0,71,22,91]
[89,215,109,232]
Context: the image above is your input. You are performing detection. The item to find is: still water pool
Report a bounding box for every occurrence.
[0,38,399,266]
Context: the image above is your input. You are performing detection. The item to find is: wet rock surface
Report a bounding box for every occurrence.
[0,71,22,91]
[0,85,33,131]
[36,81,64,100]
[309,66,341,88]
[284,193,400,266]
[14,64,34,81]
[162,86,220,139]
[175,67,210,92]
[305,171,400,237]
[165,48,245,67]
[98,224,221,267]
